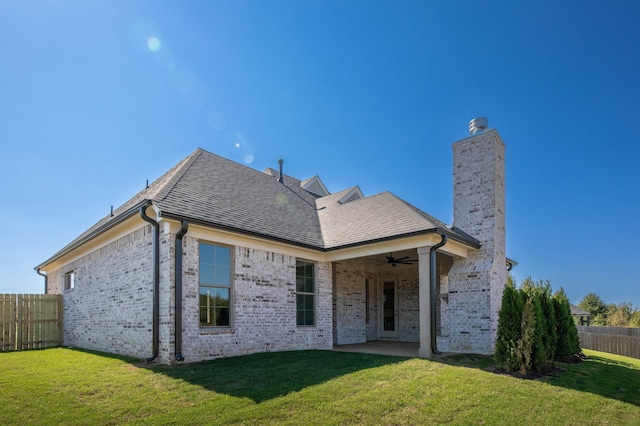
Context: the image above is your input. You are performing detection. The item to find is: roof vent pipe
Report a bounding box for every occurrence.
[469,117,488,135]
[278,159,284,183]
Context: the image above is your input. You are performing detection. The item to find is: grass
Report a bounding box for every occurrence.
[1,348,639,425]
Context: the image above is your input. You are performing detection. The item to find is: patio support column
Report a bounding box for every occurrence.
[417,246,432,358]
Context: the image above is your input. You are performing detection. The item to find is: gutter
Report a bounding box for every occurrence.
[139,206,160,363]
[430,234,448,355]
[174,220,189,362]
[36,268,48,294]
[158,211,481,252]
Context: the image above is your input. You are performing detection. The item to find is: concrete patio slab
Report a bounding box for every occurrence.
[332,341,420,357]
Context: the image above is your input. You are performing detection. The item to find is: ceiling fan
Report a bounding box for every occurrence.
[378,253,417,267]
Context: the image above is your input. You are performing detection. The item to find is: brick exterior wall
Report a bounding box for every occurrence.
[441,129,507,355]
[46,225,334,364]
[333,259,367,344]
[178,237,333,363]
[47,225,155,359]
[334,263,424,345]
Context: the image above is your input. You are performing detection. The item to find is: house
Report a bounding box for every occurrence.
[35,118,510,364]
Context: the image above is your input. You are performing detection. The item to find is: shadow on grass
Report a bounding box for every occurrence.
[64,346,142,363]
[543,354,640,407]
[148,350,408,403]
[441,352,640,407]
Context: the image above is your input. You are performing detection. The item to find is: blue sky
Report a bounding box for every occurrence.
[1,0,638,305]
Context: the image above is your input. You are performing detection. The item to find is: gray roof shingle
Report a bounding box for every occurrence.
[154,149,324,247]
[38,148,480,268]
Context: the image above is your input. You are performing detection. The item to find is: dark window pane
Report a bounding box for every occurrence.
[200,307,211,325]
[305,263,313,278]
[305,310,314,326]
[216,308,230,326]
[295,261,314,326]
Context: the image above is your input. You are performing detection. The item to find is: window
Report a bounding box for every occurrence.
[199,243,231,327]
[296,261,315,326]
[64,271,75,291]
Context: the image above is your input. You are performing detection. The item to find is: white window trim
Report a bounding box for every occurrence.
[64,271,75,291]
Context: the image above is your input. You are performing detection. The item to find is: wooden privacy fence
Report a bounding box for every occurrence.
[1,294,63,352]
[577,325,639,359]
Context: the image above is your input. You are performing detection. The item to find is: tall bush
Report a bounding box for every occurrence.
[516,296,536,375]
[539,284,558,362]
[519,280,547,372]
[553,288,581,360]
[494,276,523,370]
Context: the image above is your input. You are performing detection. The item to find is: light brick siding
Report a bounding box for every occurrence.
[47,225,154,359]
[365,277,379,341]
[397,269,420,341]
[334,262,426,345]
[443,130,507,355]
[179,238,333,362]
[333,259,367,345]
[157,225,175,364]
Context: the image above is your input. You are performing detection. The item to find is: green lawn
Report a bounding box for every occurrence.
[1,348,638,425]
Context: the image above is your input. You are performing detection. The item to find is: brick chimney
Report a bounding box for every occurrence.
[439,118,507,355]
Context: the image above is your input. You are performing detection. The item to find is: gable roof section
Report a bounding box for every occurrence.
[37,148,480,270]
[316,189,479,250]
[300,176,330,197]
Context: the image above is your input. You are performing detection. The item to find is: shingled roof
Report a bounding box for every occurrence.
[153,149,325,248]
[37,148,480,268]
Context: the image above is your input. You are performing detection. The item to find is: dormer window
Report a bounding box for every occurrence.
[338,187,364,204]
[301,175,330,197]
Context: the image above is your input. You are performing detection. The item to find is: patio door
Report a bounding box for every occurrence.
[380,280,398,338]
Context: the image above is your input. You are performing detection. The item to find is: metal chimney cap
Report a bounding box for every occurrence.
[469,117,488,135]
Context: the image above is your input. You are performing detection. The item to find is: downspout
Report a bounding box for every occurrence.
[174,220,188,362]
[36,268,48,294]
[140,206,159,363]
[430,234,448,355]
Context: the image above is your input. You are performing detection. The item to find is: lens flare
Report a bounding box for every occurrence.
[244,154,254,164]
[147,36,161,52]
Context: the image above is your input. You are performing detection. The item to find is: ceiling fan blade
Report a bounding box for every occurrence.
[394,256,411,262]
